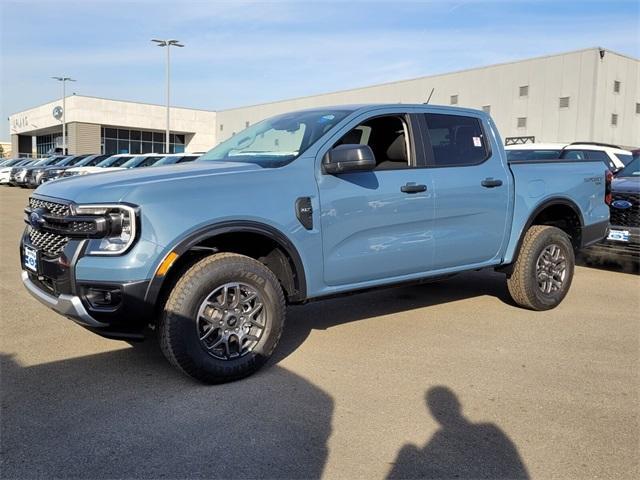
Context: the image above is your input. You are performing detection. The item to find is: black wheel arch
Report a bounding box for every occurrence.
[499,197,584,275]
[144,221,308,310]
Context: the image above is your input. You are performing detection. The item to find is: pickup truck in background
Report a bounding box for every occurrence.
[586,151,639,261]
[20,104,610,383]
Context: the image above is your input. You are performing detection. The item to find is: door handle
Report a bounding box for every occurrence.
[401,183,427,194]
[481,178,503,188]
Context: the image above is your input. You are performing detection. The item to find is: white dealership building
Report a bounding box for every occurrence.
[8,47,639,157]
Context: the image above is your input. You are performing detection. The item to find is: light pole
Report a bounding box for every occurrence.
[151,39,184,154]
[51,76,75,154]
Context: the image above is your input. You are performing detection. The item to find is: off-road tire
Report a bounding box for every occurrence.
[507,225,575,311]
[159,252,286,383]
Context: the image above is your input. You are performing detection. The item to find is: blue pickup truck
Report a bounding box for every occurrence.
[21,104,610,383]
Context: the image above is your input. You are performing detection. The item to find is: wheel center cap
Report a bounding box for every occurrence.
[226,315,238,327]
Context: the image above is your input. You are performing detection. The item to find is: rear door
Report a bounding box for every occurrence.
[417,112,511,269]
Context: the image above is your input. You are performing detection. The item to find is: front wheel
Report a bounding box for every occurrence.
[159,252,286,383]
[507,225,575,311]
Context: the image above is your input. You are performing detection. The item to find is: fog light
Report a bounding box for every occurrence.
[84,287,122,309]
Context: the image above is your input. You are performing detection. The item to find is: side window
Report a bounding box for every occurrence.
[334,115,410,170]
[561,150,585,160]
[423,114,488,167]
[179,156,198,163]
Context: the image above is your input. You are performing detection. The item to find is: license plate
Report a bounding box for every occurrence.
[607,229,630,242]
[24,245,38,272]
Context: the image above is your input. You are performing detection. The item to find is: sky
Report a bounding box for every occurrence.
[1,0,638,140]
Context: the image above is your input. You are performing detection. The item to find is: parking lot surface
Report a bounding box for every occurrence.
[1,186,639,479]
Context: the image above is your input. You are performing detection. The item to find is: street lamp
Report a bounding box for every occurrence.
[51,76,76,155]
[151,39,184,154]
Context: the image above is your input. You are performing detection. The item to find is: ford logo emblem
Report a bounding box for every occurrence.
[611,200,633,210]
[29,210,45,229]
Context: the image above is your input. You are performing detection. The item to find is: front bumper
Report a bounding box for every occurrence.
[585,225,640,260]
[22,270,106,328]
[20,230,153,340]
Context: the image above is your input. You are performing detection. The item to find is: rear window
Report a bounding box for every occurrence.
[506,149,562,161]
[423,114,488,166]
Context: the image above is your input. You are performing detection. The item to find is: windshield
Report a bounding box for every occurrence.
[121,155,162,168]
[506,149,562,161]
[199,109,353,167]
[97,155,133,167]
[615,153,633,166]
[616,157,639,177]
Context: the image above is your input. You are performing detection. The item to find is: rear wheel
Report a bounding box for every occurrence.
[159,252,286,383]
[507,225,575,310]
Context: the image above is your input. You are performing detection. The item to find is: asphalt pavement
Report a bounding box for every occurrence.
[1,186,638,479]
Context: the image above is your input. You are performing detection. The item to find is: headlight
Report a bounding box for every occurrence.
[71,204,138,255]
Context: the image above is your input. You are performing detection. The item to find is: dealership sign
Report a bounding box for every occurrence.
[11,115,28,130]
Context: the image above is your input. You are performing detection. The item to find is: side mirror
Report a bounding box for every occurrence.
[323,144,376,174]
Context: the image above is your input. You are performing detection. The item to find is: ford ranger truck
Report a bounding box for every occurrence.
[20,105,610,383]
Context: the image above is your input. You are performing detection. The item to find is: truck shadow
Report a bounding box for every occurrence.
[0,348,333,479]
[576,252,639,275]
[275,268,513,364]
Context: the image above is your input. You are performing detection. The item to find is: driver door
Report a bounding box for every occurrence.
[317,112,435,287]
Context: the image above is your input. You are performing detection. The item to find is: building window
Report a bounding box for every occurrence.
[636,103,640,114]
[517,117,527,128]
[101,127,185,154]
[613,81,621,93]
[559,97,570,108]
[245,121,250,128]
[519,85,529,97]
[219,124,224,131]
[611,114,618,126]
[450,95,458,105]
[482,105,491,114]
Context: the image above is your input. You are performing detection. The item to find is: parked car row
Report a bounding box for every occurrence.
[506,143,639,261]
[0,152,201,188]
[505,141,633,173]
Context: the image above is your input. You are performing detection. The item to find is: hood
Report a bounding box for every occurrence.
[34,161,262,204]
[612,176,640,194]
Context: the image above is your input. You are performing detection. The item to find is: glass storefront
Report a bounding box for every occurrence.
[101,127,185,155]
[36,134,59,156]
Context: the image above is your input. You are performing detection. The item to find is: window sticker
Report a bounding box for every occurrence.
[472,136,482,147]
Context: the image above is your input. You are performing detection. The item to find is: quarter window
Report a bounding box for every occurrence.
[423,113,488,167]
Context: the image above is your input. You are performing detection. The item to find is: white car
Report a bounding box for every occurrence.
[505,142,632,172]
[0,159,35,184]
[561,142,633,172]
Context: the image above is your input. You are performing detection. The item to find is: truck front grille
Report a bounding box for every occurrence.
[27,197,72,256]
[28,227,70,257]
[610,193,640,228]
[29,197,71,217]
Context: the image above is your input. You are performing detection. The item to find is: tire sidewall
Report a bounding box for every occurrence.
[526,228,575,310]
[164,255,285,381]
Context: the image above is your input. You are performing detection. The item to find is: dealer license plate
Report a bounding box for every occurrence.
[24,245,38,272]
[607,229,629,242]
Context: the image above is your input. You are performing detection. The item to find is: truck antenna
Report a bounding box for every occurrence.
[424,88,435,104]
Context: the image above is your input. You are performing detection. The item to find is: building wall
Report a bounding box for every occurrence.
[8,95,217,153]
[67,122,101,155]
[215,48,639,149]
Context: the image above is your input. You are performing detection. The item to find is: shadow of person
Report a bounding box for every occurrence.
[387,386,529,480]
[0,346,333,479]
